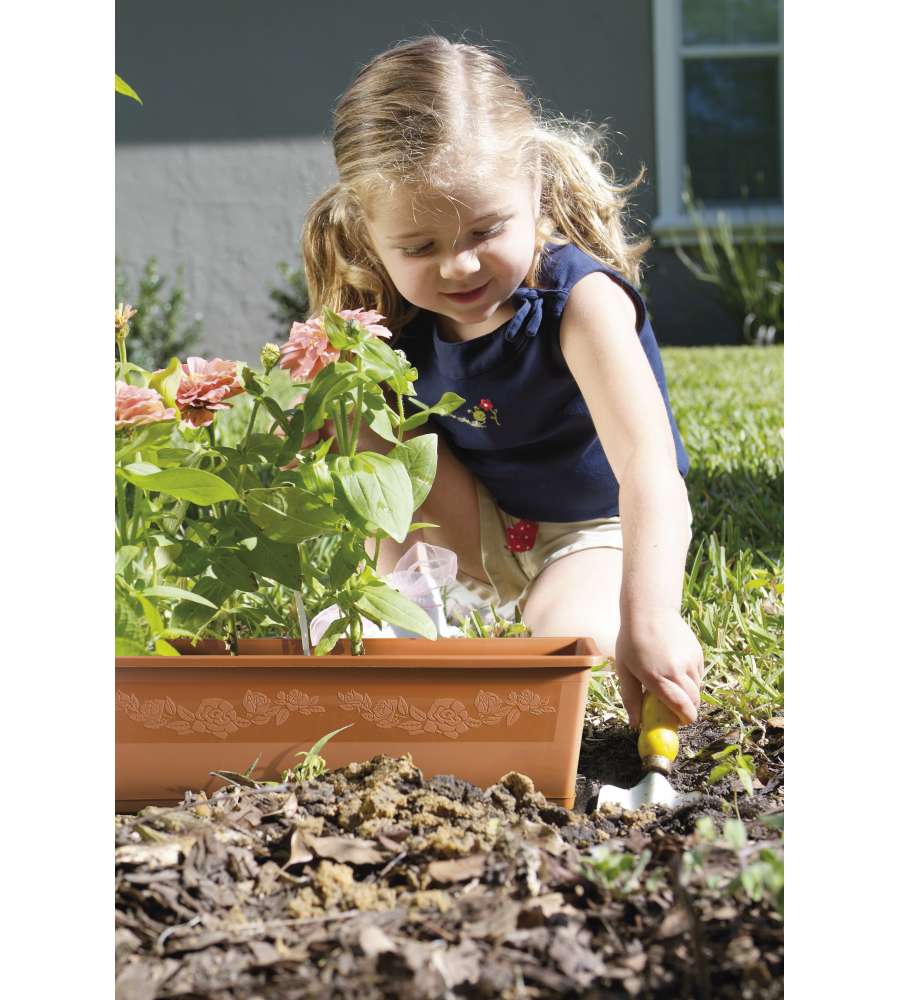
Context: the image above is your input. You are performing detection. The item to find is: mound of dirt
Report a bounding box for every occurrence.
[117,745,783,998]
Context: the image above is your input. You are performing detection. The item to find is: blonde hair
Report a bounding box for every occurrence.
[301,35,651,339]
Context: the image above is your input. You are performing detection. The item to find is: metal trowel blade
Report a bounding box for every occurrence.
[595,771,702,810]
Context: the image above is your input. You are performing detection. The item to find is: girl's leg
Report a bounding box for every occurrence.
[362,424,491,585]
[518,547,623,659]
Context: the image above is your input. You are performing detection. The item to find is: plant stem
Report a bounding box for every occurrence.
[336,399,350,454]
[116,335,129,384]
[349,614,364,656]
[116,475,129,545]
[349,376,364,455]
[396,389,405,444]
[241,399,262,454]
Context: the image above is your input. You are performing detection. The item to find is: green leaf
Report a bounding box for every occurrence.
[352,336,406,381]
[313,616,352,656]
[333,453,413,543]
[708,763,731,784]
[737,767,755,796]
[355,579,437,639]
[132,593,164,639]
[303,723,354,758]
[116,637,147,656]
[210,553,258,593]
[328,538,366,590]
[723,819,747,850]
[122,467,240,505]
[169,577,232,633]
[243,433,285,463]
[115,545,142,575]
[302,362,368,433]
[115,73,143,104]
[147,356,182,409]
[154,638,180,656]
[389,434,437,511]
[429,391,465,415]
[398,410,431,432]
[141,585,218,608]
[245,486,342,543]
[236,535,301,589]
[760,812,784,831]
[364,404,399,442]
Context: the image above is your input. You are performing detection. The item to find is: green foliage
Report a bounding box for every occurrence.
[581,845,664,897]
[281,724,354,782]
[681,817,784,918]
[115,258,203,371]
[268,260,310,337]
[115,305,465,655]
[455,603,532,638]
[115,74,142,104]
[673,169,783,345]
[707,744,757,795]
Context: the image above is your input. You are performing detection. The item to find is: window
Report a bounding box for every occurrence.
[652,0,783,245]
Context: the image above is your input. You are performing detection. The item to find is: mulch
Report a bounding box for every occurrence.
[116,712,783,999]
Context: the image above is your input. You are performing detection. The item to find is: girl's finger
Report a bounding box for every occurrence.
[649,675,697,726]
[614,660,643,729]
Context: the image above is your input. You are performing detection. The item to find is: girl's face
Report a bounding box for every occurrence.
[363,173,541,340]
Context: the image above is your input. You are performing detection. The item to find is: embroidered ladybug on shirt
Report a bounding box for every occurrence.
[452,397,501,428]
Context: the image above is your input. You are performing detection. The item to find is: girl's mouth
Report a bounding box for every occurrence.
[443,280,489,303]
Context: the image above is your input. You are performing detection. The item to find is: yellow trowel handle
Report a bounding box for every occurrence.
[636,692,681,775]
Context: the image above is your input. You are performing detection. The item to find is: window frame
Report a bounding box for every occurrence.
[651,0,783,246]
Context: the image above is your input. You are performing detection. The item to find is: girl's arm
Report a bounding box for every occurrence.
[559,272,703,727]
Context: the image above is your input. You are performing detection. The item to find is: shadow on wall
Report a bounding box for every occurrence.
[643,249,747,348]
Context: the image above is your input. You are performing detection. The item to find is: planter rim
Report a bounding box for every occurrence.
[117,636,606,670]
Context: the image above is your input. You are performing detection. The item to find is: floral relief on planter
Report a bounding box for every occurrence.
[115,688,325,739]
[336,690,556,738]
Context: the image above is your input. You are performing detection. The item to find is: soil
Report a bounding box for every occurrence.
[116,710,783,998]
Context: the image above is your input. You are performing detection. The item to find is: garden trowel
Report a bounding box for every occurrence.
[594,692,702,810]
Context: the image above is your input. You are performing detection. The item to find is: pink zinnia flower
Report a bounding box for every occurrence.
[278,309,393,383]
[175,357,245,428]
[336,308,393,340]
[115,381,176,429]
[278,319,340,382]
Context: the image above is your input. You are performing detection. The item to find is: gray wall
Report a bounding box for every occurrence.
[116,0,742,359]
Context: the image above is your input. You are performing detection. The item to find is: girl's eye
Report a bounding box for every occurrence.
[402,243,432,257]
[402,222,505,257]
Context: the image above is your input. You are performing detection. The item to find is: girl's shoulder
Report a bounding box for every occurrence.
[538,241,647,333]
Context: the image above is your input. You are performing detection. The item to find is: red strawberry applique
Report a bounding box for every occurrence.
[505,519,539,553]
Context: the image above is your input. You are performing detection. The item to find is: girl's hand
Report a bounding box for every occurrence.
[614,609,704,728]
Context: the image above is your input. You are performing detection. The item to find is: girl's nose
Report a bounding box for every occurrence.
[439,248,480,282]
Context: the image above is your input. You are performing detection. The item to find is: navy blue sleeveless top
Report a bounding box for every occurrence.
[394,241,689,522]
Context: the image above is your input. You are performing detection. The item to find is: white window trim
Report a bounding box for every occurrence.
[651,0,783,246]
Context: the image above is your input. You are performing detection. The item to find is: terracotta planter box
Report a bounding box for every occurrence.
[116,636,602,812]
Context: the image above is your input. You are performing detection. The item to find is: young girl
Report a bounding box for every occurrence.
[298,35,703,729]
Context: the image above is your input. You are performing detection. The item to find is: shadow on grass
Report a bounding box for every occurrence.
[686,466,784,564]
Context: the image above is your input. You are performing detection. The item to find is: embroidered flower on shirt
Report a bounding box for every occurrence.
[449,397,502,429]
[505,519,539,553]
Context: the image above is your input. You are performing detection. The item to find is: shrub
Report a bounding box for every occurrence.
[115,257,203,370]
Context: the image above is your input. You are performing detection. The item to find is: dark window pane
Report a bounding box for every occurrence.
[683,57,781,203]
[682,0,780,46]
